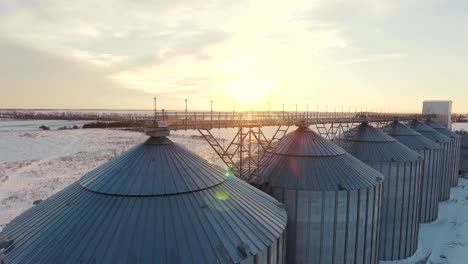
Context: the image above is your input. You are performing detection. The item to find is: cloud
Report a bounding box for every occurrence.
[69,49,129,68]
[105,0,349,99]
[338,52,408,65]
[0,0,419,109]
[0,39,151,109]
[318,0,423,18]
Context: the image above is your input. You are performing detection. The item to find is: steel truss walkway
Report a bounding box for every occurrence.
[146,111,434,180]
[0,109,436,179]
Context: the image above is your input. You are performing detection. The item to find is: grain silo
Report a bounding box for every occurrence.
[334,122,422,261]
[381,121,441,223]
[425,119,462,187]
[457,131,468,176]
[408,120,452,201]
[0,134,287,264]
[251,126,384,264]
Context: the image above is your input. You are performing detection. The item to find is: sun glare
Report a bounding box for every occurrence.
[222,73,277,109]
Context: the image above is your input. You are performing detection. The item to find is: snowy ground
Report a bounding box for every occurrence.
[1,120,468,263]
[0,119,94,132]
[419,178,468,264]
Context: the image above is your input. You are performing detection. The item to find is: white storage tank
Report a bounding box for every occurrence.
[422,100,452,129]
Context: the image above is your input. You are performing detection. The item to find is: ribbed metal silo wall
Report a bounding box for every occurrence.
[452,136,461,186]
[447,139,456,188]
[419,147,441,223]
[367,160,422,261]
[458,132,468,174]
[241,233,286,264]
[271,185,382,264]
[439,141,451,201]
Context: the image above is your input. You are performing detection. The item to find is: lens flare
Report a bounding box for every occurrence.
[215,190,229,201]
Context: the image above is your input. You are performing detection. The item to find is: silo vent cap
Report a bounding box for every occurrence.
[237,242,252,258]
[0,239,13,250]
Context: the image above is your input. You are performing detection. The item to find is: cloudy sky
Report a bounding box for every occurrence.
[1,0,467,112]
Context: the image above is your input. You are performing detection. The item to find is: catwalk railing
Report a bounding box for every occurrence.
[0,110,433,129]
[145,111,434,179]
[146,111,433,130]
[2,109,436,180]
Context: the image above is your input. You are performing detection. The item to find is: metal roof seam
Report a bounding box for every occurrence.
[1,187,81,262]
[224,180,286,238]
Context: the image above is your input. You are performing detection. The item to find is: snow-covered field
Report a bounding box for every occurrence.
[420,179,468,264]
[0,119,94,132]
[0,120,467,263]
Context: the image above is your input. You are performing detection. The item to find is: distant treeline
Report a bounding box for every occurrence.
[82,121,144,129]
[453,114,468,122]
[0,111,151,122]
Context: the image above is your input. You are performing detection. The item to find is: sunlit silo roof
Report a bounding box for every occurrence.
[382,121,439,151]
[252,126,384,264]
[335,122,422,261]
[381,121,441,223]
[336,123,422,162]
[409,120,451,145]
[254,127,383,191]
[0,136,287,264]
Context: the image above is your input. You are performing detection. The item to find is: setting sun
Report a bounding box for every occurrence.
[222,72,277,109]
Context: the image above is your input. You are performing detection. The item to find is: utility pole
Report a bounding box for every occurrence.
[307,104,309,119]
[282,104,285,119]
[153,97,157,123]
[210,100,213,121]
[185,99,188,121]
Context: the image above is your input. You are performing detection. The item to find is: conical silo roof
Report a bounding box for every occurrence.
[335,122,422,162]
[425,119,461,140]
[408,120,451,144]
[80,136,225,196]
[0,136,287,264]
[252,127,383,191]
[381,121,439,151]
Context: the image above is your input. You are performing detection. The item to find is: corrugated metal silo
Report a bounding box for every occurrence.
[457,131,468,176]
[0,135,287,264]
[425,119,462,187]
[381,121,441,223]
[334,122,422,261]
[408,120,452,201]
[251,126,384,264]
